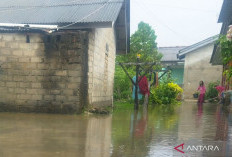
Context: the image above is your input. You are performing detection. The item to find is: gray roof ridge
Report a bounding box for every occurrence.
[159,46,186,47]
[179,34,219,56]
[0,1,124,9]
[0,0,125,27]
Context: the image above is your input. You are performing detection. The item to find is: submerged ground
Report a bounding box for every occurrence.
[0,101,231,157]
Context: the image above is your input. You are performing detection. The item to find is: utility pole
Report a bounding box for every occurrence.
[135,54,140,110]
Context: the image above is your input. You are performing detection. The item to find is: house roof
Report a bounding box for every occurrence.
[0,0,124,28]
[178,35,219,59]
[0,0,130,54]
[218,0,232,23]
[210,44,222,65]
[158,46,186,62]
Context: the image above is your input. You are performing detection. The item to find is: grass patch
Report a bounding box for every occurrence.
[113,100,134,111]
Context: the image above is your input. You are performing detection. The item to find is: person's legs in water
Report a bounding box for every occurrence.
[199,93,205,103]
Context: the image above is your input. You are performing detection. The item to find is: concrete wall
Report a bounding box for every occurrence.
[183,43,222,99]
[88,28,116,107]
[0,32,88,113]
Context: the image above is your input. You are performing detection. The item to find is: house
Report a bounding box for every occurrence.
[210,0,232,90]
[178,35,223,99]
[0,0,130,113]
[158,46,186,87]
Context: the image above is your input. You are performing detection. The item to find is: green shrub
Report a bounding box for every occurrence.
[205,81,219,100]
[150,80,183,105]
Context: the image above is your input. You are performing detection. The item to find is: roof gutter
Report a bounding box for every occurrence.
[0,23,58,33]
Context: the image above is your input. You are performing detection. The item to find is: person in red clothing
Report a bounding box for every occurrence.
[215,85,225,104]
[138,75,150,106]
[197,80,206,103]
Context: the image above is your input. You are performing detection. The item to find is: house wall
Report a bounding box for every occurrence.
[88,28,116,107]
[183,44,223,99]
[0,32,88,113]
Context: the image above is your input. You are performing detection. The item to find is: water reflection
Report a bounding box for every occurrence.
[131,105,148,138]
[0,102,231,157]
[0,113,112,157]
[196,103,203,128]
[112,104,179,157]
[85,115,112,157]
[214,105,232,157]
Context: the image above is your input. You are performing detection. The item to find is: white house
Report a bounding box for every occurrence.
[178,35,223,99]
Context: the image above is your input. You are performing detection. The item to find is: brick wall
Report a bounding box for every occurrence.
[0,32,88,113]
[88,28,116,107]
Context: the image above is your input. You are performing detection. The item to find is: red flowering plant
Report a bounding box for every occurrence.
[215,86,225,93]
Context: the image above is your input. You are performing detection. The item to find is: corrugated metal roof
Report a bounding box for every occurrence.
[210,44,223,65]
[178,35,219,59]
[158,46,186,62]
[0,0,124,26]
[218,0,232,23]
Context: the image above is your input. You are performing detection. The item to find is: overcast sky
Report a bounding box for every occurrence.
[130,0,223,47]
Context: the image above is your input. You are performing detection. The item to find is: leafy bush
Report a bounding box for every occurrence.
[218,35,232,81]
[114,65,134,100]
[205,81,219,100]
[150,81,183,105]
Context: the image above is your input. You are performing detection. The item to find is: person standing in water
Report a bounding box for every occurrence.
[132,74,149,106]
[197,80,206,103]
[132,75,143,101]
[138,75,149,106]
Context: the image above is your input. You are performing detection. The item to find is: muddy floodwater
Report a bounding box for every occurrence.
[0,102,231,157]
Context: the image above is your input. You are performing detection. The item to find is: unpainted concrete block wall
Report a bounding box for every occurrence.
[0,32,88,113]
[88,28,116,107]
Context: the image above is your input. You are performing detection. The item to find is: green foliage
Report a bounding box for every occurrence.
[205,81,219,99]
[114,64,134,100]
[218,35,232,80]
[150,78,183,105]
[120,21,163,63]
[218,35,232,64]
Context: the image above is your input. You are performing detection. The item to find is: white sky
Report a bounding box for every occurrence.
[130,0,223,47]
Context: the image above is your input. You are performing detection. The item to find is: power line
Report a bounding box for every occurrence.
[58,0,113,29]
[132,0,192,44]
[0,0,119,10]
[0,0,115,32]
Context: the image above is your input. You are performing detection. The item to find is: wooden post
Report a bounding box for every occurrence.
[156,72,158,87]
[135,55,140,110]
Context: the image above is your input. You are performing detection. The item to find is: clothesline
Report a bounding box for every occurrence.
[117,62,157,65]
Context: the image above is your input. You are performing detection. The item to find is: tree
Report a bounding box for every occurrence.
[114,21,162,100]
[125,21,162,62]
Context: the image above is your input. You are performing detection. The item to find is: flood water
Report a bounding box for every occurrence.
[0,102,231,157]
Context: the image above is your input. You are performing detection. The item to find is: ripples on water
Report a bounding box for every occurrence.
[0,102,231,157]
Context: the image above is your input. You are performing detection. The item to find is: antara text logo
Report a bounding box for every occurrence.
[174,143,220,154]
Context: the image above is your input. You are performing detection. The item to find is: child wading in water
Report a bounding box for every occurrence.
[197,81,206,103]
